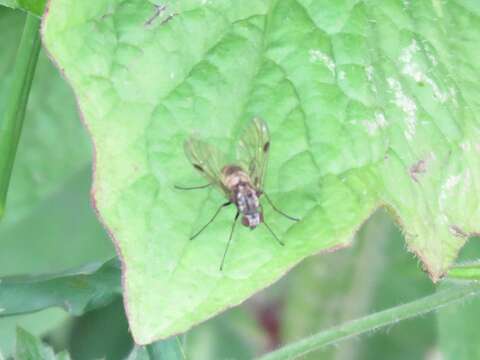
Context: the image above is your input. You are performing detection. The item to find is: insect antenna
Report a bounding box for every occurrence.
[263,220,285,246]
[263,192,299,222]
[220,211,240,271]
[175,183,211,191]
[190,201,231,240]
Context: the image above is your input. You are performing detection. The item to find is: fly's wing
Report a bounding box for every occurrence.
[184,137,228,195]
[237,117,270,189]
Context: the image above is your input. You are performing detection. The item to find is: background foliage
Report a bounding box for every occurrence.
[1,3,480,359]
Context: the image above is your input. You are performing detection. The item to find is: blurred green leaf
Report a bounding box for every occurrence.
[260,281,480,360]
[42,0,480,343]
[0,7,112,356]
[127,338,186,360]
[16,327,71,360]
[0,3,112,349]
[437,238,480,360]
[281,210,435,360]
[281,211,392,360]
[437,282,480,360]
[0,0,46,16]
[0,12,40,217]
[0,8,92,226]
[0,258,121,317]
[146,337,185,360]
[68,298,132,360]
[186,306,265,360]
[127,346,149,360]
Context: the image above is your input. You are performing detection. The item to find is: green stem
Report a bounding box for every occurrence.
[0,14,41,219]
[258,281,480,360]
[448,261,480,280]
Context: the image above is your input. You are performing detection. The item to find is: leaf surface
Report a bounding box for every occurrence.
[42,0,480,343]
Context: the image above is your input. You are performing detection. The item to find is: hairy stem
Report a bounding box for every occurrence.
[258,281,480,360]
[0,14,41,219]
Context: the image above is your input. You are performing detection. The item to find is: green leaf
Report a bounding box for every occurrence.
[0,0,47,16]
[42,0,480,342]
[16,327,70,360]
[0,259,121,317]
[16,326,56,360]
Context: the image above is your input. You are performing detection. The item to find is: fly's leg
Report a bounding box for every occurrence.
[190,201,231,240]
[263,192,299,222]
[263,219,285,246]
[219,210,240,271]
[175,183,211,190]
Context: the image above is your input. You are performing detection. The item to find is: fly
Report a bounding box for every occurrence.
[176,117,299,270]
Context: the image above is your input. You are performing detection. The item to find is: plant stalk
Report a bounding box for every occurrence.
[258,281,480,360]
[0,14,41,219]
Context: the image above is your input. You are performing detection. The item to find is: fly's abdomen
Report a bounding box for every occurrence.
[236,184,262,228]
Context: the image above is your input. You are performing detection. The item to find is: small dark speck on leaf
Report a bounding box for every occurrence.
[409,159,427,182]
[144,4,166,26]
[160,13,178,26]
[144,4,178,27]
[449,225,469,238]
[101,12,114,20]
[263,141,270,153]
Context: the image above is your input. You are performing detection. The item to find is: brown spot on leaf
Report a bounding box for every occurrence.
[263,141,270,153]
[449,225,469,238]
[193,164,204,172]
[409,159,427,182]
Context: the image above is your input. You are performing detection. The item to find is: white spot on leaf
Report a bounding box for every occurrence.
[460,142,470,151]
[387,78,417,141]
[309,49,336,74]
[399,40,449,103]
[361,112,388,135]
[445,175,462,190]
[439,174,463,211]
[365,65,374,81]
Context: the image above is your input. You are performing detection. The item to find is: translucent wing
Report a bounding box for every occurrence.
[237,117,270,189]
[184,137,228,194]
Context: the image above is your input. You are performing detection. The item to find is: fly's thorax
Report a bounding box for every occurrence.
[222,165,252,191]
